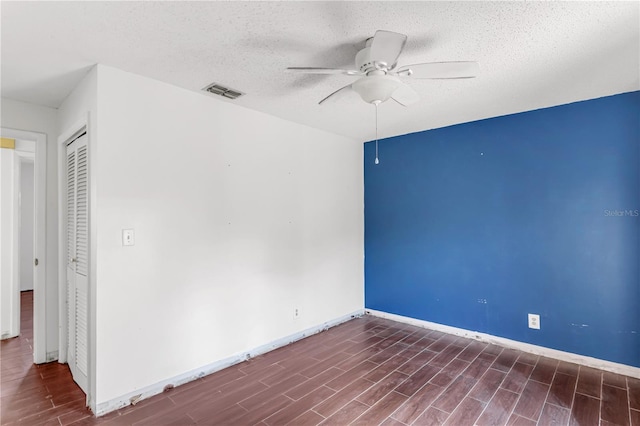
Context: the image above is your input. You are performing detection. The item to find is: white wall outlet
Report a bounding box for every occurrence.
[122,229,135,246]
[293,307,300,320]
[528,313,540,330]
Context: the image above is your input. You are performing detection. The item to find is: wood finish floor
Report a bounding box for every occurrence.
[1,292,639,425]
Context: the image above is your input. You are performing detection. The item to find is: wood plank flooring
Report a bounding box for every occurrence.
[1,291,87,425]
[2,291,638,425]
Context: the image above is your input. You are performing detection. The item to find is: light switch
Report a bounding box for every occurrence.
[122,229,135,246]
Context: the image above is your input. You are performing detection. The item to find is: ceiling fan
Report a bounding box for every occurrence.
[286,30,479,106]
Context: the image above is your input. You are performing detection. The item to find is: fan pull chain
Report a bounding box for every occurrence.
[374,102,380,165]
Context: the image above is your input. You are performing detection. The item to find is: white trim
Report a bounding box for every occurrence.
[46,350,59,363]
[95,309,365,416]
[57,117,88,149]
[57,139,66,363]
[1,127,47,364]
[366,309,640,379]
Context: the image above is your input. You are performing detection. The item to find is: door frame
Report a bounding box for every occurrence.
[0,127,47,364]
[57,115,93,407]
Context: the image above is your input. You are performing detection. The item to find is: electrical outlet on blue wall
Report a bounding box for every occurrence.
[528,314,540,330]
[364,91,640,367]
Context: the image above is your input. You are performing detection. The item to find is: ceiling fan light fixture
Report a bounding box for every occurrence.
[286,30,479,106]
[352,75,401,104]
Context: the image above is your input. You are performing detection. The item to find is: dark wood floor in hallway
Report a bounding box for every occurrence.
[1,292,639,425]
[1,291,87,425]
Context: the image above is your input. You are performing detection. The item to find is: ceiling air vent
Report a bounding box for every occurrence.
[202,83,244,100]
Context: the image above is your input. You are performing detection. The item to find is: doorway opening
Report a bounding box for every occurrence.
[19,157,35,343]
[0,129,47,364]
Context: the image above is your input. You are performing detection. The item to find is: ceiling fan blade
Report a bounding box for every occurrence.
[286,67,362,76]
[397,61,480,79]
[318,83,354,105]
[370,30,407,70]
[391,83,420,106]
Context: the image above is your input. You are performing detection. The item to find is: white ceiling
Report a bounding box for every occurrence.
[2,1,638,141]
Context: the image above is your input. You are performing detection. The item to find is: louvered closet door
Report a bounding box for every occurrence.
[66,134,89,394]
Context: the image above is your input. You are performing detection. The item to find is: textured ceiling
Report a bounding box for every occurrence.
[1,1,638,141]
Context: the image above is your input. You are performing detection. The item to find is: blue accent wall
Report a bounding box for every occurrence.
[364,91,640,367]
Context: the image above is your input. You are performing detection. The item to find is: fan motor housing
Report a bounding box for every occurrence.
[356,47,385,75]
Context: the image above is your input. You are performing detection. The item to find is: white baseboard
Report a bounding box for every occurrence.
[95,309,365,416]
[366,309,640,379]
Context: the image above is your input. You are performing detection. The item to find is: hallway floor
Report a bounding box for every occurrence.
[1,291,88,425]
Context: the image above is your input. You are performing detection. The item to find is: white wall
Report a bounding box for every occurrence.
[1,99,58,356]
[93,65,364,406]
[20,161,35,291]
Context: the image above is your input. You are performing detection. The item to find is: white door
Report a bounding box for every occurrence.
[66,134,89,393]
